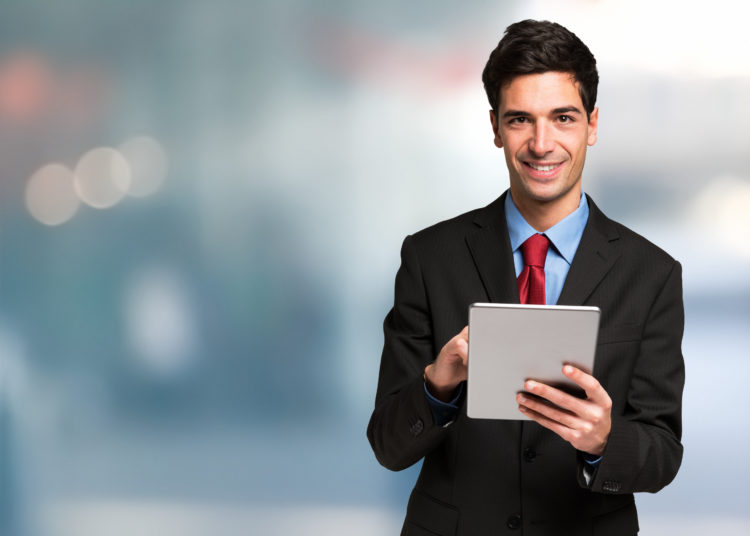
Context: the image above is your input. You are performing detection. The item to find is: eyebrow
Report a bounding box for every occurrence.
[501,106,583,119]
[552,106,583,115]
[501,110,530,119]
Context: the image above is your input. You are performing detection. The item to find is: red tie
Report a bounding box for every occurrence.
[517,234,550,305]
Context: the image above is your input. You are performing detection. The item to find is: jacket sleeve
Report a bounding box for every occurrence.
[367,235,451,471]
[583,260,685,494]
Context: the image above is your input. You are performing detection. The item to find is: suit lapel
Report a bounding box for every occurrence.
[465,192,520,304]
[557,196,621,306]
[465,193,621,306]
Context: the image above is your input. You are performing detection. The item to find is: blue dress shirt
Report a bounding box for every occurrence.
[505,191,589,306]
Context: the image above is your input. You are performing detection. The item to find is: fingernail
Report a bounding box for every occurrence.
[525,381,536,391]
[563,365,574,374]
[517,394,526,403]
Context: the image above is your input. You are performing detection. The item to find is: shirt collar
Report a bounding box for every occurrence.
[504,190,590,265]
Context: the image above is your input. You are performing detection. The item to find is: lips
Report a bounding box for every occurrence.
[523,160,564,178]
[527,162,558,171]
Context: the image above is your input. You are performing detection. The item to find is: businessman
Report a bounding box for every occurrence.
[367,20,684,535]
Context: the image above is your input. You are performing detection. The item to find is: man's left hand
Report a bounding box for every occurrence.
[516,365,612,456]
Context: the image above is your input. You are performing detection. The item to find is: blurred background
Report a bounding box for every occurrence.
[0,0,748,534]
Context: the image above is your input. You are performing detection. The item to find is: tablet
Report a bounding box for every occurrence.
[466,303,600,420]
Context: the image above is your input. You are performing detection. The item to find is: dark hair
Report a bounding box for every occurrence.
[482,20,598,118]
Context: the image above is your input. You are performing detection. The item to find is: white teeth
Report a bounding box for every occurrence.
[527,163,558,171]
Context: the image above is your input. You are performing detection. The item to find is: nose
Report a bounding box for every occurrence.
[528,120,554,156]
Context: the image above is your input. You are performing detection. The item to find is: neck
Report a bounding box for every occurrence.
[510,188,581,232]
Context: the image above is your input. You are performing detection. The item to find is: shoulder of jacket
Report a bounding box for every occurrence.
[400,209,486,264]
[608,218,679,269]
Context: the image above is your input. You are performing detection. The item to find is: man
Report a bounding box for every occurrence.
[367,20,684,536]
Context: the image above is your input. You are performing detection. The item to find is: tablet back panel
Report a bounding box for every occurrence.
[467,303,600,420]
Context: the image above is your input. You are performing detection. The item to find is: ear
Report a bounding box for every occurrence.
[489,109,503,148]
[587,106,599,146]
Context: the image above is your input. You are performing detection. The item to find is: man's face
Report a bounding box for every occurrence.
[490,71,598,211]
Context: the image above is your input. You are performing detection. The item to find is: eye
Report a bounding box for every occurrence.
[557,115,574,123]
[508,116,528,125]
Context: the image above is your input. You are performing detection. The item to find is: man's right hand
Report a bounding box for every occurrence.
[424,326,469,402]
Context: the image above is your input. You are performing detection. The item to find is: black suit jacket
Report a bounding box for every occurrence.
[367,192,684,536]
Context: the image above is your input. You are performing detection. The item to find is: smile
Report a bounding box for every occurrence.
[521,160,565,179]
[524,161,562,172]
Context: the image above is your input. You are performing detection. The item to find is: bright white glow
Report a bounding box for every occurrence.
[525,0,750,78]
[689,175,750,259]
[123,266,196,377]
[118,136,169,197]
[25,163,81,226]
[74,147,132,209]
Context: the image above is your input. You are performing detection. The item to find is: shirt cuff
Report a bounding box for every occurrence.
[581,452,602,466]
[423,381,464,427]
[580,451,602,486]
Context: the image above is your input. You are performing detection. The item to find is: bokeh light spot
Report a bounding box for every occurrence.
[689,175,750,259]
[25,163,80,226]
[0,51,51,122]
[118,136,169,197]
[73,147,131,209]
[124,266,196,377]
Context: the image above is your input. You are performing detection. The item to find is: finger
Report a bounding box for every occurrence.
[516,393,582,430]
[457,325,469,345]
[441,329,467,353]
[518,404,578,444]
[449,331,469,354]
[562,366,612,408]
[524,380,589,416]
[453,337,468,365]
[437,336,467,368]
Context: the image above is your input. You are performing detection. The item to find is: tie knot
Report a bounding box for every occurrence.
[521,234,550,268]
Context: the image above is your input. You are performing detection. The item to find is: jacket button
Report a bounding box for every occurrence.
[409,418,424,436]
[523,447,536,462]
[506,515,521,530]
[602,480,621,492]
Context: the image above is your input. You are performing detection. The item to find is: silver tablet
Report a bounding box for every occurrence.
[466,303,600,420]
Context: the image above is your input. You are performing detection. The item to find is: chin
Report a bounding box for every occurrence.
[522,182,566,202]
[522,172,580,198]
